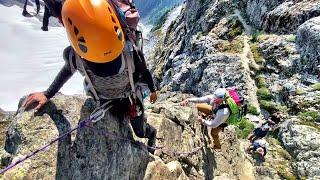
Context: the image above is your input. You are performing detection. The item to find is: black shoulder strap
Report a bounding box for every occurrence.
[22,0,40,17]
[212,104,230,115]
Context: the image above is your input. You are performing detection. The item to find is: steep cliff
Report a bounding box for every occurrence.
[0,0,319,179]
[149,0,320,179]
[0,93,255,179]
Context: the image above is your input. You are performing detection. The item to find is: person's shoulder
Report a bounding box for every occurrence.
[217,106,230,115]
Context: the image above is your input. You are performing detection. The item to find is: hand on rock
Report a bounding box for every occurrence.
[180,99,189,106]
[23,92,48,112]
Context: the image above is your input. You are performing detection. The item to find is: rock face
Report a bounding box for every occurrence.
[149,0,320,179]
[152,0,253,99]
[279,118,320,179]
[145,92,253,179]
[0,108,6,121]
[296,16,320,76]
[0,108,12,151]
[246,0,283,29]
[246,0,320,34]
[0,93,254,179]
[2,95,150,179]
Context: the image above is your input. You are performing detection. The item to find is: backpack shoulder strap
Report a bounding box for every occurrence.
[75,54,101,106]
[22,0,40,17]
[213,104,230,115]
[123,48,136,96]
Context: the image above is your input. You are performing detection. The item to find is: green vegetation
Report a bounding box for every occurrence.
[296,88,306,95]
[260,100,287,113]
[227,18,243,39]
[222,38,244,54]
[299,121,320,131]
[250,43,264,64]
[277,164,297,180]
[300,96,320,108]
[311,83,320,91]
[196,31,203,39]
[255,75,267,88]
[235,118,255,139]
[257,87,271,100]
[286,35,296,42]
[247,103,260,115]
[0,121,11,147]
[250,30,264,43]
[277,148,294,161]
[298,111,320,122]
[228,26,243,39]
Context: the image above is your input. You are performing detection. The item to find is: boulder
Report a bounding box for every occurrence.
[296,16,320,76]
[1,94,150,179]
[263,1,320,34]
[246,0,282,28]
[246,0,320,34]
[279,118,320,179]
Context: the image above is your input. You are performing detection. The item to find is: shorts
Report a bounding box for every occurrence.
[253,128,268,138]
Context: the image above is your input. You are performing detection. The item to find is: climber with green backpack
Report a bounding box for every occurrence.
[22,0,158,154]
[181,88,246,149]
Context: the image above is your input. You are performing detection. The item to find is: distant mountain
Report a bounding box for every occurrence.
[135,0,184,24]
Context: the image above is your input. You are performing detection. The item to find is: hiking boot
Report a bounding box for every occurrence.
[41,26,48,31]
[147,129,157,154]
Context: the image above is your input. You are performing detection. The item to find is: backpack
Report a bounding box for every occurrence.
[215,88,247,125]
[109,0,143,52]
[112,0,140,30]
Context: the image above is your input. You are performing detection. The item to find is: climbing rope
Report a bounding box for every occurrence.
[0,102,205,174]
[0,102,113,175]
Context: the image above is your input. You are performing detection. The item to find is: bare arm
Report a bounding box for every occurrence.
[188,95,214,104]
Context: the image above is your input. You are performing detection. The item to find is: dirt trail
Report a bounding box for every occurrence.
[239,140,256,180]
[235,9,263,125]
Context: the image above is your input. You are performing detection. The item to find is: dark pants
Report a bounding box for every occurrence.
[42,6,51,29]
[108,97,156,141]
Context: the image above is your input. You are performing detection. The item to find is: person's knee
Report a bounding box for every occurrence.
[132,122,145,138]
[145,123,157,138]
[134,129,145,138]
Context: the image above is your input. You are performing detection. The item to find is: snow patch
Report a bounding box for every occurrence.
[0,4,83,111]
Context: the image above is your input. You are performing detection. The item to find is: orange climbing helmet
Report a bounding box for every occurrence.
[61,0,125,63]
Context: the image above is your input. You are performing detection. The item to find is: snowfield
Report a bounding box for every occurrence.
[0,4,84,111]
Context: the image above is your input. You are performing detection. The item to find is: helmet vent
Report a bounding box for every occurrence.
[117,31,123,41]
[78,36,86,43]
[68,18,72,25]
[108,7,112,13]
[74,26,79,36]
[114,26,119,33]
[78,44,87,53]
[111,16,116,23]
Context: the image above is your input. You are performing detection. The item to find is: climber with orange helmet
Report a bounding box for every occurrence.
[23,0,158,154]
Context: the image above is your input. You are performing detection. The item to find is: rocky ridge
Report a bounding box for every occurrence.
[0,93,255,179]
[150,0,320,179]
[246,0,320,34]
[0,0,319,179]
